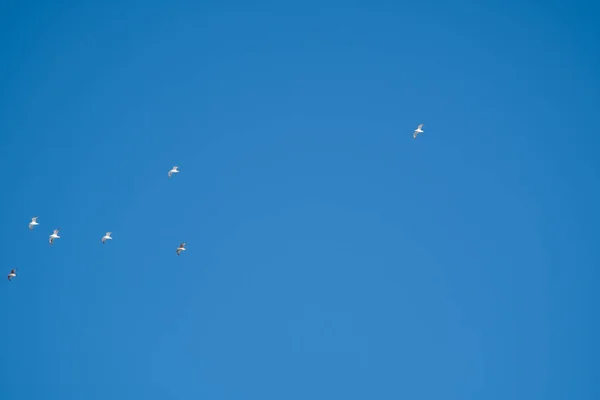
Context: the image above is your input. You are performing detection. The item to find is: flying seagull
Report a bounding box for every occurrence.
[7,269,17,281]
[168,166,180,178]
[413,124,424,139]
[101,232,113,244]
[176,242,186,256]
[49,229,60,246]
[29,216,39,230]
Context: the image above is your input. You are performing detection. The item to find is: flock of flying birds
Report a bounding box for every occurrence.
[6,164,189,282]
[6,124,426,282]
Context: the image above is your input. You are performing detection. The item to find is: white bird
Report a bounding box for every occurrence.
[49,229,60,246]
[7,269,17,281]
[176,242,186,256]
[29,216,39,230]
[101,232,113,244]
[168,166,180,178]
[413,124,424,139]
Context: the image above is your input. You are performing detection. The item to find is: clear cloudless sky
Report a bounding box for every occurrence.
[1,0,598,398]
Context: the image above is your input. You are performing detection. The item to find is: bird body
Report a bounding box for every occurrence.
[168,166,180,178]
[413,123,424,139]
[7,269,17,281]
[29,216,39,230]
[49,229,61,245]
[101,232,112,244]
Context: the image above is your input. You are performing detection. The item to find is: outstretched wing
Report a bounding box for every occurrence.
[417,124,423,130]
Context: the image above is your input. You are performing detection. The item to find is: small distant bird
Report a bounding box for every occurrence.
[101,232,113,244]
[168,166,180,178]
[176,242,186,256]
[413,124,424,139]
[49,229,61,246]
[7,269,17,281]
[29,216,39,230]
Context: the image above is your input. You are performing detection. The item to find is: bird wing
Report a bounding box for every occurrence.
[418,124,423,129]
[53,229,60,234]
[180,242,186,247]
[106,232,112,236]
[32,217,38,222]
[168,170,173,177]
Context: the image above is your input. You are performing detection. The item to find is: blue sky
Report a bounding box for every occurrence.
[1,0,598,398]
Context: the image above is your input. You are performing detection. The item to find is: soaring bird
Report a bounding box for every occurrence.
[413,124,424,139]
[168,166,180,178]
[7,269,17,281]
[176,242,186,256]
[29,216,39,230]
[101,232,113,244]
[49,229,61,246]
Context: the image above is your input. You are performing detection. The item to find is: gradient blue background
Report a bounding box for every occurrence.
[1,1,598,398]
